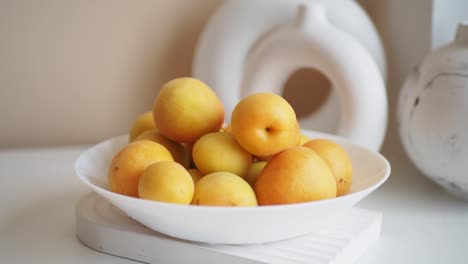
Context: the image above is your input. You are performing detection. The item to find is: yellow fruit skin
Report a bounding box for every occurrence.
[245,161,267,187]
[255,147,337,205]
[192,172,258,206]
[299,134,310,145]
[129,111,156,141]
[138,161,194,204]
[153,77,224,143]
[231,93,299,157]
[187,168,204,184]
[134,129,190,168]
[108,140,174,197]
[303,139,353,196]
[192,132,252,179]
[292,121,302,147]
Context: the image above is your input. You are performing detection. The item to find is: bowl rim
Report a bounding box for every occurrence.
[75,131,391,213]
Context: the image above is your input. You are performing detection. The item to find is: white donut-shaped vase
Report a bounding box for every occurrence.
[243,3,387,151]
[193,0,387,150]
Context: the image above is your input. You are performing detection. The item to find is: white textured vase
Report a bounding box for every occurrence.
[398,22,468,200]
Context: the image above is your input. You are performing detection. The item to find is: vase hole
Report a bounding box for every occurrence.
[282,68,332,119]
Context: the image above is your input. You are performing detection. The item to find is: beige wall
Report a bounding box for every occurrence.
[0,0,221,148]
[0,0,434,149]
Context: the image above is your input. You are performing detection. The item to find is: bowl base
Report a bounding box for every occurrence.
[76,193,382,264]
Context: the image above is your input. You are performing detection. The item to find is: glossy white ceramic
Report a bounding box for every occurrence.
[75,130,390,244]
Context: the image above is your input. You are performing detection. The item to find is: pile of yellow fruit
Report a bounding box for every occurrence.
[108,77,353,206]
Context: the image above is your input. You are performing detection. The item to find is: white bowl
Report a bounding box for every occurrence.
[75,130,390,244]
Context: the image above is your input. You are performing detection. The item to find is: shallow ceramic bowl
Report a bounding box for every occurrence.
[75,129,390,244]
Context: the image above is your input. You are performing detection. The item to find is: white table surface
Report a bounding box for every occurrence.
[0,143,467,263]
